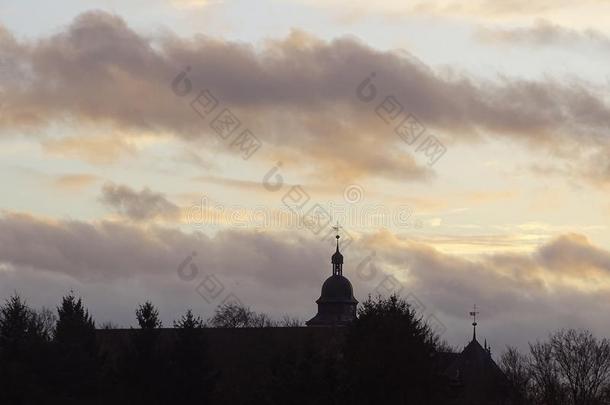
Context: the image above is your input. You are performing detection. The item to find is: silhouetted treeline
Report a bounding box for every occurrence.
[0,292,456,404]
[6,292,575,404]
[500,329,610,405]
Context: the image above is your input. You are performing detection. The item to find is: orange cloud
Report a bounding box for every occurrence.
[54,174,99,190]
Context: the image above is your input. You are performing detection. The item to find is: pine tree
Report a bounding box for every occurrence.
[343,294,441,405]
[172,309,214,402]
[126,301,165,403]
[53,293,99,402]
[0,294,52,404]
[173,309,204,329]
[135,301,162,329]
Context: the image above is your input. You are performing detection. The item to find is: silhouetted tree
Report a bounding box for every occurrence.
[171,309,215,402]
[136,301,162,329]
[529,339,567,404]
[503,329,610,405]
[209,302,274,327]
[0,294,52,404]
[551,329,610,405]
[342,294,441,405]
[278,315,303,327]
[55,294,96,343]
[100,321,119,329]
[174,309,205,329]
[124,301,166,404]
[500,346,532,405]
[37,307,57,339]
[53,293,99,402]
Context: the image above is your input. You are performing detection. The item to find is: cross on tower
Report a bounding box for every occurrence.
[332,221,343,252]
[469,305,479,342]
[332,221,342,238]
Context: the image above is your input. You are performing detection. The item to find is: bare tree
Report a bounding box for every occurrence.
[529,340,566,405]
[250,311,275,327]
[100,321,119,329]
[209,303,250,328]
[551,329,610,405]
[500,346,531,405]
[35,307,57,339]
[278,315,303,327]
[209,303,274,328]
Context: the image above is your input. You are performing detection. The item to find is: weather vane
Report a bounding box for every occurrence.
[332,221,342,240]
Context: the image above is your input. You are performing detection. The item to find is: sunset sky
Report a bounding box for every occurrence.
[1,0,610,350]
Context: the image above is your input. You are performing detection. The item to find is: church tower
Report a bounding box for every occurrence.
[443,306,511,403]
[306,234,358,326]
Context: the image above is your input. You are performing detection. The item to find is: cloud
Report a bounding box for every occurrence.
[99,183,181,222]
[168,0,220,9]
[1,11,610,184]
[0,212,330,289]
[475,19,610,49]
[42,135,137,165]
[291,0,610,23]
[2,211,610,346]
[361,229,610,347]
[370,230,610,299]
[536,233,610,276]
[54,174,99,190]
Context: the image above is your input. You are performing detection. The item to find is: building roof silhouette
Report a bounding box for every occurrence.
[306,234,358,326]
[94,235,512,404]
[443,318,511,404]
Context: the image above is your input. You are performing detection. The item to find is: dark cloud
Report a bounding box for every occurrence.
[368,231,610,314]
[0,211,343,325]
[536,233,610,274]
[0,212,329,288]
[99,182,181,221]
[360,230,610,348]
[1,11,609,183]
[1,211,610,347]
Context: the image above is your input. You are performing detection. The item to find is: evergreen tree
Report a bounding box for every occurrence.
[136,301,162,329]
[342,294,441,405]
[53,293,99,402]
[0,294,52,404]
[172,309,215,402]
[124,301,165,404]
[174,308,205,329]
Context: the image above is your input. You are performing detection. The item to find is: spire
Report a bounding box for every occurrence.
[331,222,343,276]
[469,305,479,342]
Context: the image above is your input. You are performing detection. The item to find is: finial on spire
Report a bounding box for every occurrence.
[469,305,479,342]
[331,222,344,276]
[332,221,342,252]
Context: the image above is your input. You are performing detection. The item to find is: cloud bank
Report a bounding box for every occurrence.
[1,211,610,347]
[1,11,609,183]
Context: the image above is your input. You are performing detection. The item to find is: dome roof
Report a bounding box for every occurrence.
[317,275,357,304]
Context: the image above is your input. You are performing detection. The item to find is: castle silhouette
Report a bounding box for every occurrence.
[96,235,510,404]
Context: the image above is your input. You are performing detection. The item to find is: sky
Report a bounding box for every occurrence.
[1,0,610,351]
